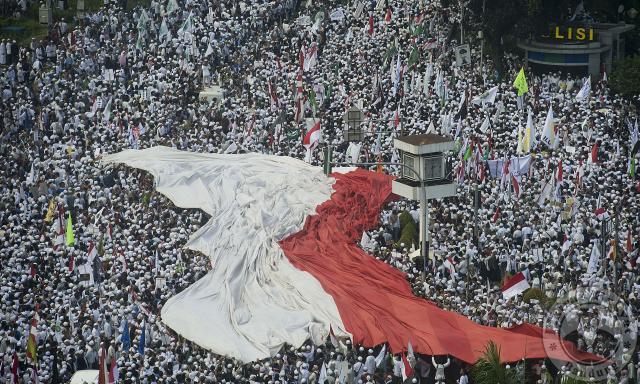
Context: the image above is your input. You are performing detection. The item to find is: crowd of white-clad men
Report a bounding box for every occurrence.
[1,0,640,382]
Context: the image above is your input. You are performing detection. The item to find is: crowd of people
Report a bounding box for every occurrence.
[1,0,639,382]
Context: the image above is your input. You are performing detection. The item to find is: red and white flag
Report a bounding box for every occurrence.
[492,207,501,223]
[401,353,414,381]
[511,173,522,199]
[299,45,305,71]
[368,14,374,35]
[104,147,604,365]
[267,81,279,108]
[87,241,98,264]
[98,346,107,384]
[594,207,609,220]
[11,352,19,384]
[303,120,321,163]
[304,43,318,72]
[443,257,456,276]
[303,121,321,149]
[556,160,563,183]
[384,8,392,24]
[501,272,530,300]
[108,355,118,384]
[589,141,599,164]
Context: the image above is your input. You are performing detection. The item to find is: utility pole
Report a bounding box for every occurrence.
[478,0,486,78]
[323,144,333,175]
[420,184,430,282]
[467,183,480,300]
[613,205,620,291]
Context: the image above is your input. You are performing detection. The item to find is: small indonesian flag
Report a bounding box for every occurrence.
[501,272,530,300]
[401,353,414,381]
[556,160,563,182]
[511,174,521,199]
[589,141,599,164]
[108,355,118,384]
[87,241,98,264]
[303,121,321,150]
[98,346,107,384]
[492,207,501,223]
[368,14,374,35]
[594,207,609,220]
[299,45,305,71]
[627,227,634,253]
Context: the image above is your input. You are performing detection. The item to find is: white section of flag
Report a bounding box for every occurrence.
[103,147,348,362]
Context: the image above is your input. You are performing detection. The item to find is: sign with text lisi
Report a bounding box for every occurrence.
[550,25,596,41]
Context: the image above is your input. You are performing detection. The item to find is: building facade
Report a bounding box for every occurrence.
[518,23,635,78]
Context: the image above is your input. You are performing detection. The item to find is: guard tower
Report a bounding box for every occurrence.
[392,134,457,274]
[392,134,457,200]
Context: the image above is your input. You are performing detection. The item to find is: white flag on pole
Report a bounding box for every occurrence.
[576,76,591,102]
[471,85,499,106]
[541,104,555,148]
[587,240,601,274]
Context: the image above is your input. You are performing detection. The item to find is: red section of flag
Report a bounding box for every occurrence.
[279,169,600,364]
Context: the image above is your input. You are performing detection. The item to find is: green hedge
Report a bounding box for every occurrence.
[396,211,418,249]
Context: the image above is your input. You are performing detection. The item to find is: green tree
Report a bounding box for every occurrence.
[609,55,640,99]
[471,341,524,384]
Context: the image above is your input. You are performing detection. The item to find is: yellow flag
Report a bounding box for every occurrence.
[44,199,56,223]
[513,68,529,96]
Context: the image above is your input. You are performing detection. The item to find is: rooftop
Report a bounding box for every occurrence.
[395,134,452,146]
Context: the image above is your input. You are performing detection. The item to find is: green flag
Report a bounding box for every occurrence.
[308,88,318,115]
[408,46,420,69]
[384,43,398,64]
[463,144,473,161]
[630,156,636,179]
[136,33,144,51]
[513,68,529,96]
[454,138,462,153]
[286,129,299,141]
[65,213,75,246]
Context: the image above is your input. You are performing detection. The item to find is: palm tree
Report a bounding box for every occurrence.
[471,341,524,384]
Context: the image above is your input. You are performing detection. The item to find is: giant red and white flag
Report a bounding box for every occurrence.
[501,272,530,300]
[104,147,602,365]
